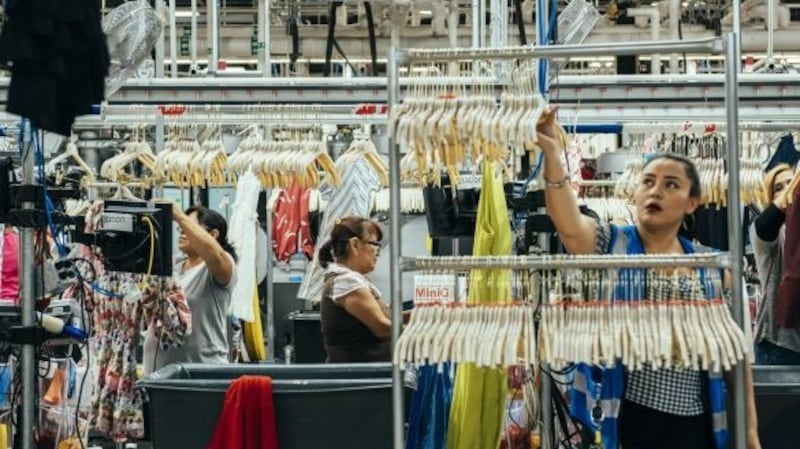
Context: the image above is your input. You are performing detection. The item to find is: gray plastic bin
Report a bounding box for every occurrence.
[138,363,395,449]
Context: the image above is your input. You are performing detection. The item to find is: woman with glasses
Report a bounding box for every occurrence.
[319,215,391,363]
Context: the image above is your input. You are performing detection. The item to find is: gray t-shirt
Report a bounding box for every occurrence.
[751,224,800,353]
[144,256,236,374]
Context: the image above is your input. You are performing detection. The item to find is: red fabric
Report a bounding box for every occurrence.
[0,228,20,303]
[207,375,279,449]
[272,184,314,262]
[777,186,800,329]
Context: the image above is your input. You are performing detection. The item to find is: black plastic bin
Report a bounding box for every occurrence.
[749,366,800,449]
[138,363,396,449]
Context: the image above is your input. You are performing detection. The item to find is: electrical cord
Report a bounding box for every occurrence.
[140,216,156,287]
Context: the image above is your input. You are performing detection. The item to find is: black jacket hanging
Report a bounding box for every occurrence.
[0,0,109,135]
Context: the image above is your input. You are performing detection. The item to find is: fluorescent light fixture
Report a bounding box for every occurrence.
[174,10,194,18]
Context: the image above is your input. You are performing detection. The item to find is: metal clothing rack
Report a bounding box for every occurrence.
[403,253,732,271]
[386,33,748,449]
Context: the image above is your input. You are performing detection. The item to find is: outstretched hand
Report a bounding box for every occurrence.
[535,106,564,155]
[154,199,185,222]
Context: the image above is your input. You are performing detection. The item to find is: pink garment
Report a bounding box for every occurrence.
[0,228,19,303]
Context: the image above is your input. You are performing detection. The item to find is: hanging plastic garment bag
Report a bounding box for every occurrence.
[447,161,511,449]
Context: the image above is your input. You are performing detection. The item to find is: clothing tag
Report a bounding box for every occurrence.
[120,281,142,304]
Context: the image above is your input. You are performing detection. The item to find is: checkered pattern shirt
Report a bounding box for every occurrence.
[596,221,707,416]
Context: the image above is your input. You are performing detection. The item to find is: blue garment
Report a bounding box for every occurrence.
[568,225,728,449]
[406,364,455,449]
[765,134,799,172]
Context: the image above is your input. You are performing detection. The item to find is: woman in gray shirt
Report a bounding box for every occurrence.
[144,205,237,374]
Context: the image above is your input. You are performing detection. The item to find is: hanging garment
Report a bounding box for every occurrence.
[0,0,109,135]
[406,363,455,449]
[243,286,267,361]
[207,376,279,449]
[766,134,799,172]
[447,161,511,449]
[89,273,191,440]
[228,170,261,322]
[0,227,19,302]
[297,157,382,302]
[776,186,800,329]
[272,184,315,263]
[569,224,727,449]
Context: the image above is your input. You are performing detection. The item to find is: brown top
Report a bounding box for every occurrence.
[320,272,391,363]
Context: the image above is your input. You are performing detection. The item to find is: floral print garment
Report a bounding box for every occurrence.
[88,272,191,440]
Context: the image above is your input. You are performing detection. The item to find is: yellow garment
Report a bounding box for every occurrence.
[446,160,512,449]
[243,286,267,361]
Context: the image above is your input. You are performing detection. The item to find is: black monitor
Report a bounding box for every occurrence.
[94,200,173,276]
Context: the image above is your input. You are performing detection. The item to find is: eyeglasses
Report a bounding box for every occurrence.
[363,240,383,249]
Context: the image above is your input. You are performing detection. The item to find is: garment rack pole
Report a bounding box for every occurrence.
[396,37,723,63]
[724,31,747,449]
[19,120,35,449]
[265,194,276,361]
[387,46,405,449]
[403,253,731,270]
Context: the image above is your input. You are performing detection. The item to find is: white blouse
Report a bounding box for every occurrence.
[325,263,382,304]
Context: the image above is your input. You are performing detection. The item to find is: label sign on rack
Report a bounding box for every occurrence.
[413,274,467,303]
[457,172,482,190]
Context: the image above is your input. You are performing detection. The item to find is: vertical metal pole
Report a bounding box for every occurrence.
[536,0,549,95]
[537,225,553,449]
[388,46,404,449]
[257,0,271,76]
[766,0,775,65]
[208,0,220,76]
[168,0,178,77]
[490,0,508,77]
[264,0,272,77]
[155,0,166,78]
[731,0,742,72]
[449,0,459,75]
[190,0,198,73]
[471,0,481,47]
[479,0,487,47]
[724,31,747,449]
[265,197,275,361]
[19,121,35,449]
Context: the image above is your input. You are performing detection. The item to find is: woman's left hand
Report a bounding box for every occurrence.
[154,199,185,222]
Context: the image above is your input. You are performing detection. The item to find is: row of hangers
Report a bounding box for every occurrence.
[614,131,767,209]
[152,125,228,188]
[395,265,749,374]
[581,197,635,224]
[99,128,156,184]
[394,302,538,368]
[227,126,338,189]
[373,186,426,214]
[389,62,566,187]
[541,298,749,372]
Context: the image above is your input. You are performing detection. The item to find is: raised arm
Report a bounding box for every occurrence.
[536,108,599,255]
[174,207,235,285]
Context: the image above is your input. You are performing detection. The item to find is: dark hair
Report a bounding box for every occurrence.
[643,153,702,198]
[318,216,383,268]
[185,205,237,260]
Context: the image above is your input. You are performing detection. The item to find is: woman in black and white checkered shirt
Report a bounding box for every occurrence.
[536,109,761,449]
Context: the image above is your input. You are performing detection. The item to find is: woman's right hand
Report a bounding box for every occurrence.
[536,107,565,155]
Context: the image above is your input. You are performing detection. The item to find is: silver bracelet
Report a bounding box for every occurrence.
[544,174,570,189]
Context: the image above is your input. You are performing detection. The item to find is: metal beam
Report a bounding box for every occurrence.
[0,74,798,109]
